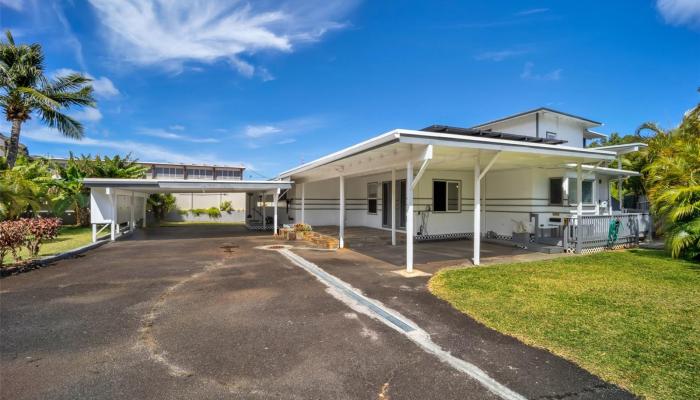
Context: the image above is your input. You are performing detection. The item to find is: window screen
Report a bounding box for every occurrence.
[568,179,594,204]
[549,178,563,205]
[367,182,378,214]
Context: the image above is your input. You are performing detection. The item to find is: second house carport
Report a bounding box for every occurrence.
[82,178,293,241]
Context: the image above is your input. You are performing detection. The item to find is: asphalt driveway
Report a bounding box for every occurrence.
[0,225,633,399]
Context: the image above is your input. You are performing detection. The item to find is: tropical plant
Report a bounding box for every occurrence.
[0,30,95,168]
[85,154,147,178]
[641,98,700,260]
[206,207,221,218]
[22,217,61,257]
[0,219,24,266]
[148,194,176,220]
[49,153,147,226]
[220,200,232,213]
[51,159,89,226]
[0,156,53,220]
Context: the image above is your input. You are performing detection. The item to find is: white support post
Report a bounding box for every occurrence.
[617,156,623,212]
[406,161,414,272]
[608,179,613,215]
[273,188,280,235]
[109,187,116,241]
[262,193,267,229]
[130,192,135,232]
[92,224,97,243]
[577,163,583,217]
[301,183,306,224]
[482,175,486,234]
[391,168,396,246]
[339,176,345,248]
[473,155,481,266]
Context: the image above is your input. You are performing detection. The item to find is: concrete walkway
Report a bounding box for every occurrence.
[293,245,635,399]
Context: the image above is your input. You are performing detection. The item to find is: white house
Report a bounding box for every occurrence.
[84,108,649,272]
[270,108,648,270]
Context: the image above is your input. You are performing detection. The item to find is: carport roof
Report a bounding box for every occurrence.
[82,178,292,193]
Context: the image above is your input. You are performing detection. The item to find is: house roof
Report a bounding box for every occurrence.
[278,128,618,180]
[39,156,246,170]
[82,178,291,193]
[472,107,602,129]
[422,125,568,145]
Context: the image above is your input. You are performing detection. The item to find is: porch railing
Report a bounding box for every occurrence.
[562,213,650,253]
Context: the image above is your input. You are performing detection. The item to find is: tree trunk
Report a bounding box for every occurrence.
[5,119,22,168]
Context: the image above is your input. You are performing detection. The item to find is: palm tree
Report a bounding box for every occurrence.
[0,30,95,168]
[641,99,700,260]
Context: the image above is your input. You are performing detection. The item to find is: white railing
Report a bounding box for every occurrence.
[562,213,650,253]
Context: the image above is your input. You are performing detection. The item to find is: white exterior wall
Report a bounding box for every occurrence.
[290,167,613,238]
[479,113,589,148]
[172,193,246,211]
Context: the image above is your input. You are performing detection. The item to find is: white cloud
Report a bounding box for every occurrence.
[139,128,219,143]
[54,68,120,98]
[515,8,549,16]
[475,49,529,62]
[71,107,103,122]
[87,0,358,76]
[19,125,241,165]
[520,62,562,81]
[277,138,296,145]
[241,116,324,139]
[657,0,700,28]
[0,0,22,11]
[90,76,120,98]
[243,125,282,138]
[169,125,185,131]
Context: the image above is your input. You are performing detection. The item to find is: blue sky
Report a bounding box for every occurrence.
[1,0,699,178]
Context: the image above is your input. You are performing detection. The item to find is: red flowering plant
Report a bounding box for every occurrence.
[22,217,62,258]
[0,220,26,267]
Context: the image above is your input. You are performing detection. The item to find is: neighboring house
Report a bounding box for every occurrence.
[271,108,648,268]
[48,157,247,216]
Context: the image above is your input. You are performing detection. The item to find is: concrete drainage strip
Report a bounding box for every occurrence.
[257,244,526,400]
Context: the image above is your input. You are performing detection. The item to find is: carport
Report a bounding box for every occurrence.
[82,178,293,242]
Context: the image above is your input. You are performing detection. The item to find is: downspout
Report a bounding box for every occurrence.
[535,112,539,138]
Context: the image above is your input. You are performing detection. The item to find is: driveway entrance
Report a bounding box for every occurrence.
[0,225,632,399]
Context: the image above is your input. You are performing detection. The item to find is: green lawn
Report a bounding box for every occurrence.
[429,250,699,400]
[2,225,93,265]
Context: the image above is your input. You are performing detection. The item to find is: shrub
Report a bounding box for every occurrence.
[22,217,62,257]
[191,208,207,216]
[206,207,222,218]
[220,201,233,213]
[0,220,25,267]
[294,223,312,232]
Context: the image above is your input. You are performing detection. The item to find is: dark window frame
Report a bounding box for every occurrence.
[432,179,461,213]
[367,182,378,215]
[549,177,564,205]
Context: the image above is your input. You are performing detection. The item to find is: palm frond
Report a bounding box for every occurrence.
[38,107,84,139]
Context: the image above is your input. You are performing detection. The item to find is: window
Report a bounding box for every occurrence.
[549,178,563,205]
[546,131,557,140]
[568,179,594,204]
[155,167,184,178]
[216,169,241,180]
[187,168,213,179]
[433,180,460,212]
[367,182,378,214]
